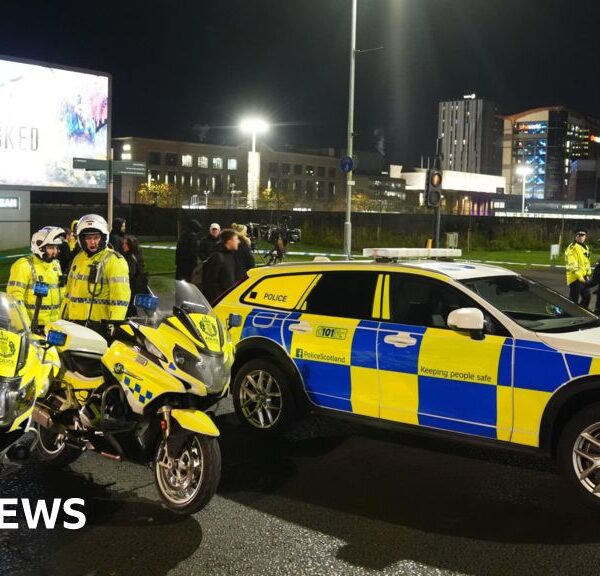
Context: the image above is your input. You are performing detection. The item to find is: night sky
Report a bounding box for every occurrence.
[1,0,599,166]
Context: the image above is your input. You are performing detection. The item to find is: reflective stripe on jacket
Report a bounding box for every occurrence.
[61,248,131,322]
[564,242,591,285]
[7,256,64,326]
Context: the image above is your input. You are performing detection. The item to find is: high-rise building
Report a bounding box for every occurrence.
[437,96,503,176]
[502,106,600,201]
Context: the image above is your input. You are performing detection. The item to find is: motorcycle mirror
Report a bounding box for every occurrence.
[46,330,67,347]
[227,313,242,329]
[33,281,49,297]
[134,294,159,311]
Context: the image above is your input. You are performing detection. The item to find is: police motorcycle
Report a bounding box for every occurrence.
[0,287,59,464]
[32,281,239,514]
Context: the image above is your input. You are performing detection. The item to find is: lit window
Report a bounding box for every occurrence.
[227,158,238,170]
[198,156,208,168]
[212,157,223,169]
[123,143,131,152]
[121,153,132,160]
[181,155,192,167]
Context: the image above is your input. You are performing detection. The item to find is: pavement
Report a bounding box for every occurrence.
[3,266,600,576]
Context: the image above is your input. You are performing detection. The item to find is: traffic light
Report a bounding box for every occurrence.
[425,169,442,208]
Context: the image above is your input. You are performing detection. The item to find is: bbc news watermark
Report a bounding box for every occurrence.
[0,498,86,530]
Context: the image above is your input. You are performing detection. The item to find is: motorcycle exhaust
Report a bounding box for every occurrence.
[32,405,53,429]
[100,451,121,461]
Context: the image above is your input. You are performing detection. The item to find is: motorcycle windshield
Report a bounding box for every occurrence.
[0,293,29,378]
[175,281,213,315]
[174,281,222,353]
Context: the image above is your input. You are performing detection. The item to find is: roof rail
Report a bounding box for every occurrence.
[362,247,462,261]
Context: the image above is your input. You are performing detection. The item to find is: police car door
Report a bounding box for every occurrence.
[378,273,513,440]
[287,271,380,416]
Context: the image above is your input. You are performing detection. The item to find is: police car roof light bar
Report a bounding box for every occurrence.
[362,248,462,260]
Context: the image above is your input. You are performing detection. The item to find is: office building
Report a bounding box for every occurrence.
[502,107,600,201]
[437,96,502,175]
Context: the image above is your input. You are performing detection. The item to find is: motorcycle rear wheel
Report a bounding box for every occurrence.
[34,424,82,468]
[154,433,221,515]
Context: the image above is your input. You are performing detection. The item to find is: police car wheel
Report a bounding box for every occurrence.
[34,424,81,468]
[232,359,295,433]
[558,402,600,507]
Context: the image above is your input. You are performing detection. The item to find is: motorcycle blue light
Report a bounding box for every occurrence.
[33,282,49,297]
[46,330,67,347]
[134,294,159,311]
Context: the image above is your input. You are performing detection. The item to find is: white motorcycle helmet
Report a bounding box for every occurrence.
[76,214,109,254]
[31,226,65,262]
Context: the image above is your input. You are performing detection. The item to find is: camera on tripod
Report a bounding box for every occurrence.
[246,216,302,264]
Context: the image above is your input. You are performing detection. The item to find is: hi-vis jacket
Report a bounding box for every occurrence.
[61,248,131,322]
[7,256,64,326]
[564,242,592,285]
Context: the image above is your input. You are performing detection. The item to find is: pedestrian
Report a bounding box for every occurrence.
[198,222,221,262]
[564,229,592,308]
[57,224,74,275]
[231,223,255,280]
[202,229,240,303]
[109,217,127,254]
[121,235,149,317]
[61,214,131,328]
[175,219,202,281]
[7,227,66,331]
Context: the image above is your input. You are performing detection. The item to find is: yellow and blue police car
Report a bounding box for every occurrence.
[213,248,600,506]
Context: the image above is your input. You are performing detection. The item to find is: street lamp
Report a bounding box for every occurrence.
[516,165,533,215]
[240,117,269,209]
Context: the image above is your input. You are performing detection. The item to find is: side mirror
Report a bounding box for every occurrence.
[134,294,159,311]
[227,313,242,329]
[46,330,67,347]
[447,308,485,340]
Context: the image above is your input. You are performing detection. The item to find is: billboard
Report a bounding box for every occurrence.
[0,56,110,191]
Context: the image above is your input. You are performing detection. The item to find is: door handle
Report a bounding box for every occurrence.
[288,321,312,333]
[384,332,417,348]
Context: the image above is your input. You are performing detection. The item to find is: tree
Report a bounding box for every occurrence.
[260,185,292,210]
[137,181,180,208]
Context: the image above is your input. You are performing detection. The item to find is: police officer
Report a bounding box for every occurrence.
[565,229,592,307]
[7,226,66,329]
[61,214,131,325]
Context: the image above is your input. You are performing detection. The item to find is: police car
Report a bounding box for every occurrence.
[213,248,600,506]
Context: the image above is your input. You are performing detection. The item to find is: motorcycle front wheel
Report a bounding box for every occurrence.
[154,433,221,515]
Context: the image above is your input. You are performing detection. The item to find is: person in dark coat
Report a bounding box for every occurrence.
[121,235,149,317]
[202,229,240,303]
[231,223,255,280]
[175,220,201,281]
[198,222,221,262]
[109,218,127,254]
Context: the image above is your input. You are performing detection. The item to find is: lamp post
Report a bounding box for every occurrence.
[240,117,269,209]
[344,0,357,259]
[516,165,533,216]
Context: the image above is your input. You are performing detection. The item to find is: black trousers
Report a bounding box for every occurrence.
[569,281,591,309]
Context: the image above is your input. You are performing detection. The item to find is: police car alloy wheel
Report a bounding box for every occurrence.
[232,359,295,433]
[558,402,600,507]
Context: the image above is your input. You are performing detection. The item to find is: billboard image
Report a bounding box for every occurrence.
[0,57,109,190]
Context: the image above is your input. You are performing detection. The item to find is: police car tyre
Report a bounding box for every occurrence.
[558,402,600,507]
[232,359,296,433]
[154,432,221,515]
[34,423,82,468]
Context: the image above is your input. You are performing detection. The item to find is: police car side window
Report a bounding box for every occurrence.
[389,274,508,335]
[303,272,378,320]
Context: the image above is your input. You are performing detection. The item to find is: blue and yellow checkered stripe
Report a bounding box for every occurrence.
[123,375,154,405]
[241,307,596,448]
